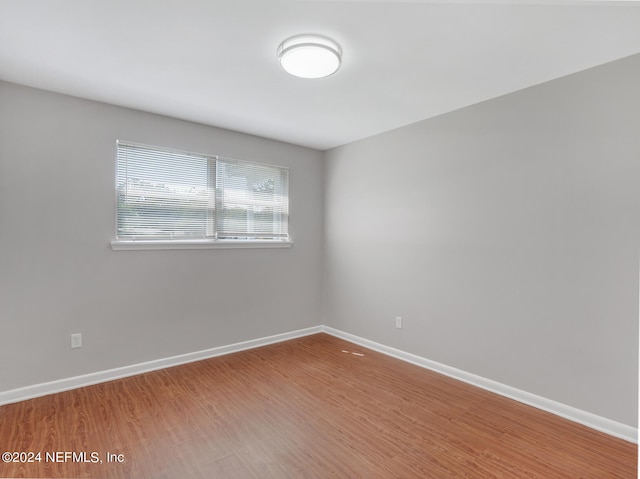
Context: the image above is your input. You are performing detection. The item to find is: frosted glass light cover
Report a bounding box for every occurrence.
[278,35,341,79]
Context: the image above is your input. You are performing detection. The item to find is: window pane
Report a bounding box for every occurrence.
[116,142,213,239]
[115,142,289,242]
[216,159,289,239]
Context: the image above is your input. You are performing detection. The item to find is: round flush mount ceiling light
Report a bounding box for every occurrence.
[277,34,342,79]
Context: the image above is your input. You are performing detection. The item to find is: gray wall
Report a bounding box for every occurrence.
[2,54,638,428]
[323,54,640,426]
[0,81,323,392]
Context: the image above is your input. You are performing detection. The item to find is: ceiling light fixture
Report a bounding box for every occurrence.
[277,34,342,79]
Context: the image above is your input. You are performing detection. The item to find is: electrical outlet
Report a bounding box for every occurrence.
[71,333,82,349]
[395,316,403,329]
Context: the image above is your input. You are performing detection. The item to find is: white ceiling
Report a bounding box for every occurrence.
[1,0,640,150]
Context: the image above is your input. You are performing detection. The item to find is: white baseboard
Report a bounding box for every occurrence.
[1,324,636,444]
[322,326,638,444]
[0,326,323,407]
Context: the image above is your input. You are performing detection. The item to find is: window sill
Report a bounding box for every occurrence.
[110,239,293,251]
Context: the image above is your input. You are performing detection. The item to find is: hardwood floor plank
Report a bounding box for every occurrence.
[0,333,636,478]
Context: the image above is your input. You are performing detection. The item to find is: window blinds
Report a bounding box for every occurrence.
[216,159,289,239]
[116,141,289,241]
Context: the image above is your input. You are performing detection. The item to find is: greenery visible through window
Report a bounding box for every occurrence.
[115,141,289,242]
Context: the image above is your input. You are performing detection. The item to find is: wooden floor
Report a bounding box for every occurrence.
[0,333,636,478]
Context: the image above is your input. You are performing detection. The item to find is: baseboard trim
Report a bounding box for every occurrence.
[1,324,636,444]
[0,326,323,407]
[322,326,638,444]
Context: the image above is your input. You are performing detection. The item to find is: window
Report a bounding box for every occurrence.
[112,141,290,250]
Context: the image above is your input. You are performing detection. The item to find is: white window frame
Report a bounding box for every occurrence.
[110,141,292,251]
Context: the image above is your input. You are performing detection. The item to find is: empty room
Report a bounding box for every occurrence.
[0,0,639,477]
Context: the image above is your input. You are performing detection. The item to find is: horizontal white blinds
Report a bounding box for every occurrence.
[216,159,289,239]
[116,141,289,241]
